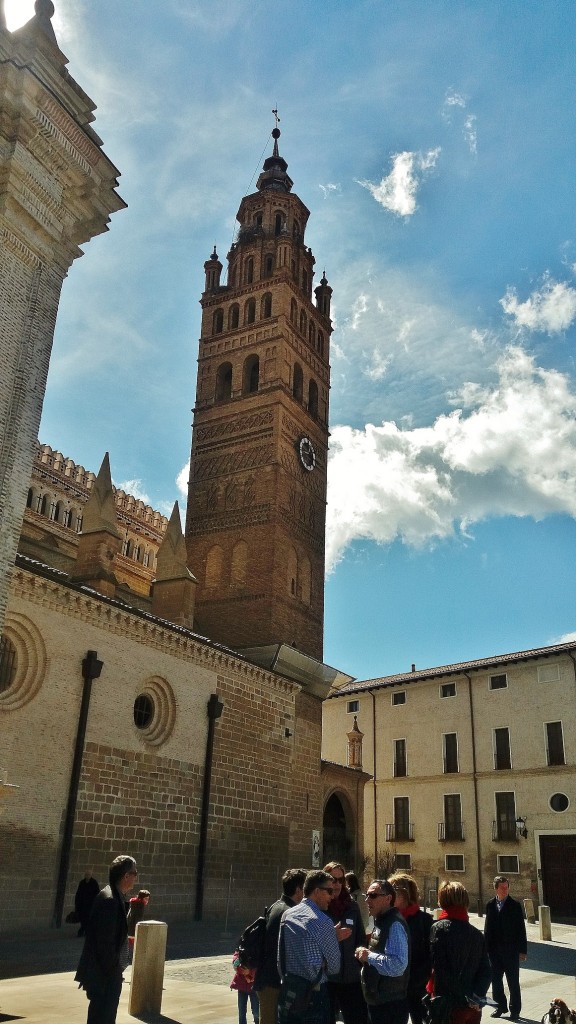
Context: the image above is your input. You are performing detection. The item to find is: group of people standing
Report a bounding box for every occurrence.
[256,866,527,1024]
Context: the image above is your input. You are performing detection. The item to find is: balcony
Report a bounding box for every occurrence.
[438,821,465,842]
[386,823,414,842]
[492,820,518,842]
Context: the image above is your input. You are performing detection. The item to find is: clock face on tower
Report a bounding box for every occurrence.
[298,435,316,472]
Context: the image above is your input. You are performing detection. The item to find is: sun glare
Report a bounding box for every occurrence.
[5,0,35,31]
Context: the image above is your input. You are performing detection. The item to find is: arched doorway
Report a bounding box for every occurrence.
[323,793,351,865]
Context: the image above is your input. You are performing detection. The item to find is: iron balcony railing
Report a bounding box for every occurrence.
[492,820,518,842]
[438,821,465,842]
[385,823,414,842]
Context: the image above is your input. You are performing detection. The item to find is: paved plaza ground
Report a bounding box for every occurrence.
[0,914,574,1023]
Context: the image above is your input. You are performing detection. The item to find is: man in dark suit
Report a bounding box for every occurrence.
[75,855,138,1024]
[484,875,527,1021]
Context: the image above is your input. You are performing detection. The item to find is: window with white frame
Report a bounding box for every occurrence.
[394,738,407,778]
[545,721,565,766]
[489,673,508,690]
[494,727,512,770]
[347,699,359,714]
[392,691,406,706]
[537,663,560,683]
[443,732,459,773]
[445,854,464,872]
[440,682,456,698]
[497,854,519,873]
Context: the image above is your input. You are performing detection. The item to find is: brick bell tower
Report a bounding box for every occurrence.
[185,122,333,661]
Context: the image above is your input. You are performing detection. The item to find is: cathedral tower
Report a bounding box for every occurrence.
[186,126,332,660]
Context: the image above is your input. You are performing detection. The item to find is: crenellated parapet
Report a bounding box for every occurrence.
[21,443,169,589]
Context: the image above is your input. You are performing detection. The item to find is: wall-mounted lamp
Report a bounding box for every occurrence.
[515,815,528,839]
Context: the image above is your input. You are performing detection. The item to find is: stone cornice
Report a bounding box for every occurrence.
[10,562,300,696]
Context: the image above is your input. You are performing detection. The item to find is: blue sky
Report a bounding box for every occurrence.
[8,0,576,680]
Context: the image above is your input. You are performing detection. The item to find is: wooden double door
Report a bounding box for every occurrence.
[539,834,576,919]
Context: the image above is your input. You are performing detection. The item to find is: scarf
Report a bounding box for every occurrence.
[438,905,469,921]
[400,902,420,919]
[327,890,353,920]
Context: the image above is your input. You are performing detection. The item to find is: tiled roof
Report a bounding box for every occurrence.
[329,640,576,697]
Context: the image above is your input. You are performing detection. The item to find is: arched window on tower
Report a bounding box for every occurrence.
[299,310,307,336]
[243,354,259,394]
[245,298,256,325]
[301,555,311,606]
[308,321,315,347]
[293,363,303,403]
[275,212,284,236]
[287,546,298,598]
[205,545,224,589]
[317,330,324,357]
[290,298,297,324]
[212,308,224,334]
[26,488,35,509]
[245,257,254,284]
[308,379,318,419]
[261,293,272,319]
[228,304,240,330]
[231,540,248,586]
[264,255,274,277]
[38,494,47,516]
[215,361,233,402]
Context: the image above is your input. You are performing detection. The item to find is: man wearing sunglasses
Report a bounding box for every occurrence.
[75,854,139,1024]
[278,870,352,1023]
[355,880,410,1024]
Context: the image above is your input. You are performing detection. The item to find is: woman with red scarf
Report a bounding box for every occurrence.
[388,872,433,1024]
[429,882,491,1024]
[323,861,368,1024]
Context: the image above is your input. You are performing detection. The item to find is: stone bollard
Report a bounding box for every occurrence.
[523,898,536,924]
[129,920,168,1016]
[539,905,552,941]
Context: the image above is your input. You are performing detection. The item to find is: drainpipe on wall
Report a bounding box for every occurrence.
[194,692,224,921]
[52,650,103,928]
[369,689,378,870]
[465,672,483,913]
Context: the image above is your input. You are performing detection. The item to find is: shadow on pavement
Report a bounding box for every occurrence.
[525,940,576,976]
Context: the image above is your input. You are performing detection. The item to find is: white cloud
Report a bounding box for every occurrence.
[552,630,576,644]
[326,347,576,570]
[442,89,467,116]
[464,114,477,156]
[116,479,150,504]
[319,183,341,198]
[357,148,441,217]
[176,462,189,498]
[500,275,576,333]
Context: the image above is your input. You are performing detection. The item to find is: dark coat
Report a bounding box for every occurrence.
[405,908,434,992]
[484,897,527,956]
[253,894,296,991]
[326,896,366,984]
[430,918,491,1009]
[74,876,100,926]
[75,884,128,998]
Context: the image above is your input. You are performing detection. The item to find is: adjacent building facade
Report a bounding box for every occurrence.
[323,644,576,918]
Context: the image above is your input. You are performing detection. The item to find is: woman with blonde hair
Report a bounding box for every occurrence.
[323,861,368,1024]
[388,872,433,1024]
[428,881,491,1024]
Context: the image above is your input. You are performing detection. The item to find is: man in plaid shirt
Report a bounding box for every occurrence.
[278,870,352,1023]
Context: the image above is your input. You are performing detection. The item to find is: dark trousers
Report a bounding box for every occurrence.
[238,989,259,1024]
[86,976,123,1024]
[278,980,330,1024]
[489,948,521,1016]
[367,998,409,1024]
[328,980,368,1024]
[407,983,427,1024]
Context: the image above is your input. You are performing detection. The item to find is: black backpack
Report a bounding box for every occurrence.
[237,909,268,969]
